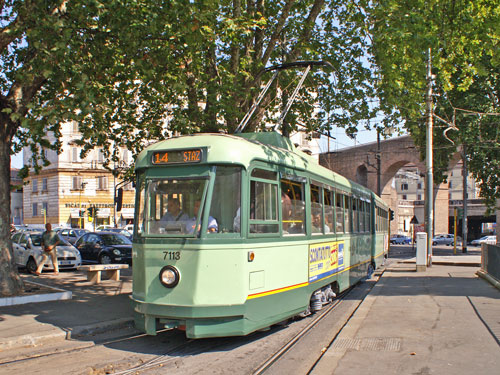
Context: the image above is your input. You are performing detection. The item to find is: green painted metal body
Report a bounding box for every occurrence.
[132,132,388,338]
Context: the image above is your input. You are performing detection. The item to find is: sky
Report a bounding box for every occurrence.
[11,152,22,169]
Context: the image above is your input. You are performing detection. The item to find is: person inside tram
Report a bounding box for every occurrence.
[159,197,190,232]
[188,199,218,234]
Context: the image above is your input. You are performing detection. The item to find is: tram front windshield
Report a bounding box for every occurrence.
[137,166,242,237]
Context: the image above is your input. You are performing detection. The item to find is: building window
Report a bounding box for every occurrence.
[401,183,408,191]
[417,182,422,189]
[449,181,453,188]
[97,176,108,190]
[122,150,129,164]
[402,194,407,200]
[32,203,38,217]
[123,181,134,191]
[97,148,104,163]
[42,178,48,192]
[42,202,48,216]
[32,179,38,193]
[72,176,83,190]
[417,194,422,200]
[72,121,79,133]
[72,147,80,162]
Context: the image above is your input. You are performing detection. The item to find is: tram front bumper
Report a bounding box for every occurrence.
[132,297,249,338]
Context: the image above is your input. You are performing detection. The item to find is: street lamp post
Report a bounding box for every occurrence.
[112,161,126,228]
[79,181,87,229]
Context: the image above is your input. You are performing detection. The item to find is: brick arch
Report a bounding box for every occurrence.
[318,135,452,234]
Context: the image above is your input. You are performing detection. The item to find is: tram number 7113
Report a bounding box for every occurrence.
[163,251,181,261]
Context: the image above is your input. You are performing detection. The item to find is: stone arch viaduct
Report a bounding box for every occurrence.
[319,135,462,235]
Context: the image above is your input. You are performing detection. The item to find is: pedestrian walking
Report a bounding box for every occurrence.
[35,223,60,275]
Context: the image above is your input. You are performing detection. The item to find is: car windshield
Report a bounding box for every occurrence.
[74,229,87,237]
[30,234,42,246]
[99,233,132,245]
[57,233,72,246]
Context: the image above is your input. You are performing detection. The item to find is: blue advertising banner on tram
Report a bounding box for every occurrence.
[308,241,345,282]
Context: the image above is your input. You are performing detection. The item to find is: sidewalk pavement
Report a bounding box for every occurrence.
[0,268,135,351]
[0,246,498,374]
[313,247,500,375]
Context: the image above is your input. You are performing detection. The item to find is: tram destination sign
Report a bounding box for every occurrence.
[152,148,203,165]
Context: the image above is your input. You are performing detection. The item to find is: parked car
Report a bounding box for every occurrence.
[11,231,82,273]
[390,234,411,244]
[57,228,89,244]
[97,227,132,240]
[471,235,497,246]
[96,225,114,231]
[432,234,462,246]
[74,232,132,264]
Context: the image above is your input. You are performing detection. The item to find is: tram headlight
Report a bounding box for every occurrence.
[159,265,180,288]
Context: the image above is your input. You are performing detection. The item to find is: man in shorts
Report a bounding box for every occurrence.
[35,223,60,275]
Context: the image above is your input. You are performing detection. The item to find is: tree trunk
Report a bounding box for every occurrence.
[0,125,24,296]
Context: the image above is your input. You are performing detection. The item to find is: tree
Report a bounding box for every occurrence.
[366,0,499,205]
[1,1,380,296]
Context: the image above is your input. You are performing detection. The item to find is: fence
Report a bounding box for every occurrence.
[478,244,500,288]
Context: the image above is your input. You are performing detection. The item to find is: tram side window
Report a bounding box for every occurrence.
[324,189,334,234]
[344,195,351,233]
[281,178,305,235]
[250,179,279,234]
[365,201,371,232]
[376,207,382,232]
[352,198,359,233]
[336,192,344,233]
[311,184,323,234]
[209,166,242,234]
[360,200,366,232]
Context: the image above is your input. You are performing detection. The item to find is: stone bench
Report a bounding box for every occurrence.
[77,264,129,284]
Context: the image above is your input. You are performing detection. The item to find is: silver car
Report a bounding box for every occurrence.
[471,235,496,246]
[11,231,82,273]
[432,234,462,246]
[57,228,89,244]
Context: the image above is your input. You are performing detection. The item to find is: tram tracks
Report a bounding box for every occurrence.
[251,289,351,375]
[252,271,384,375]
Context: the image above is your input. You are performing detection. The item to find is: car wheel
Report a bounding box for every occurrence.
[432,241,437,245]
[99,253,112,264]
[26,257,37,274]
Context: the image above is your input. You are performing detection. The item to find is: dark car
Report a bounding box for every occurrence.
[57,228,89,244]
[97,227,132,240]
[74,232,132,264]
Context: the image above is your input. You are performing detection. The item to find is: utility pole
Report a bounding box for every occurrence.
[376,131,381,196]
[425,48,434,266]
[462,146,468,253]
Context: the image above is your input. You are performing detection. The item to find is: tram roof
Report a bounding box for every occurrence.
[136,132,370,195]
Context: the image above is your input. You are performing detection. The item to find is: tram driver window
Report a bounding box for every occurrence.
[209,166,242,234]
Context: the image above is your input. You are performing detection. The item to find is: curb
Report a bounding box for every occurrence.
[399,259,481,267]
[0,281,72,307]
[0,318,134,351]
[476,270,500,291]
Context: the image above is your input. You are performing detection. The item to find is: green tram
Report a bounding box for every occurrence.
[131,132,389,339]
